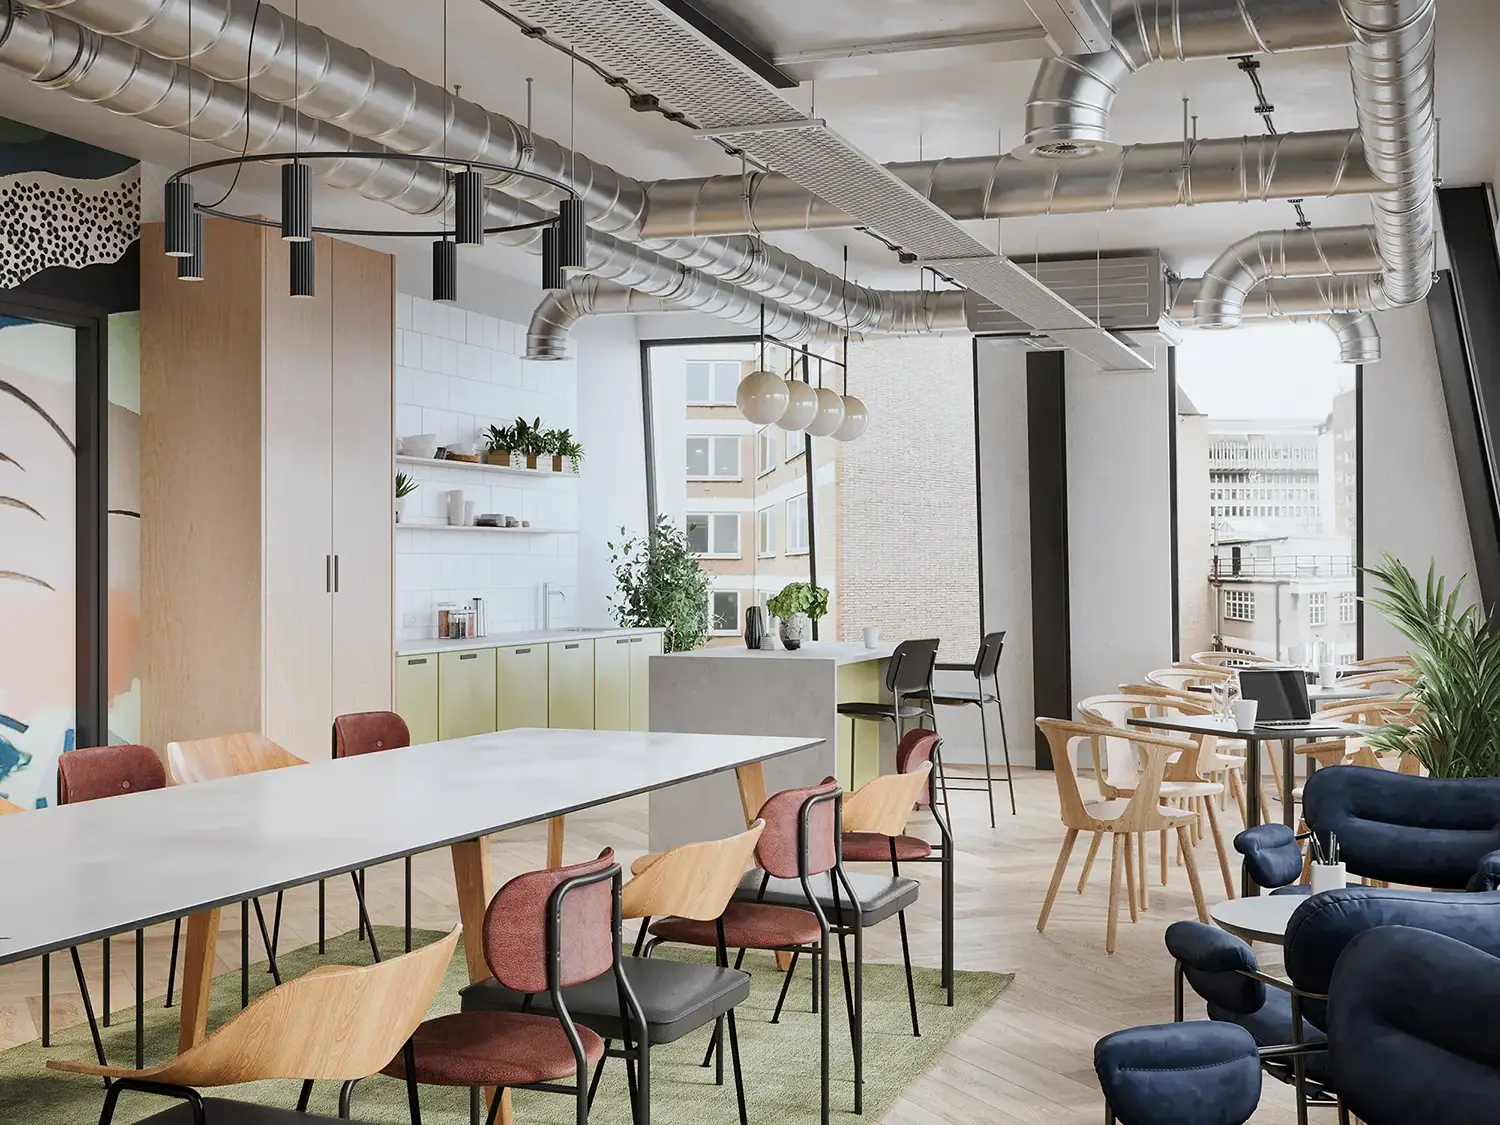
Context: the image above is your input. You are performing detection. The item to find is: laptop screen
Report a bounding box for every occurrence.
[1237,668,1312,722]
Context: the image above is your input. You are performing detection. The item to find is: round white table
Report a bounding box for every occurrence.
[1210,893,1306,945]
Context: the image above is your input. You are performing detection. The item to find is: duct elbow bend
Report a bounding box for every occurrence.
[1013,49,1131,162]
[1327,312,1381,364]
[526,288,589,361]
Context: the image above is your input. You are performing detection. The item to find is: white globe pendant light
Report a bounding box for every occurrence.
[736,368,789,424]
[804,387,846,437]
[832,394,868,442]
[778,378,819,431]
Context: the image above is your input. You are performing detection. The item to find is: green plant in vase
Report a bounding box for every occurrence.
[607,516,712,653]
[483,422,517,467]
[767,581,829,650]
[513,416,548,469]
[394,472,417,523]
[547,428,584,473]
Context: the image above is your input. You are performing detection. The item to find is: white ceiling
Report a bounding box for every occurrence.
[1,0,1495,292]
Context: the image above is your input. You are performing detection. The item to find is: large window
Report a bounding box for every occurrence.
[686,360,741,405]
[686,435,741,480]
[786,494,809,555]
[686,512,740,558]
[757,428,776,477]
[1339,591,1357,625]
[710,590,740,635]
[757,506,777,558]
[1308,591,1327,626]
[1224,589,1256,622]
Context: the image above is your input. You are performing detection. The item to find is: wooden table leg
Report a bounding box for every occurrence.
[175,907,220,1054]
[547,816,566,869]
[452,837,512,1125]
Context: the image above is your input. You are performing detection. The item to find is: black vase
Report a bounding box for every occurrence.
[743,605,765,650]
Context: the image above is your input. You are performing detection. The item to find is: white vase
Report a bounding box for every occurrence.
[395,496,406,523]
[778,612,809,650]
[446,489,466,526]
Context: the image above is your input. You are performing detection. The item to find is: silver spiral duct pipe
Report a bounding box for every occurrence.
[16,0,904,332]
[1193,227,1386,327]
[1326,312,1382,363]
[1171,276,1385,363]
[640,130,1377,238]
[1339,0,1438,306]
[1017,1,1356,159]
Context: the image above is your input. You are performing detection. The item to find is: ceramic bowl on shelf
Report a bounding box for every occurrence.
[400,434,439,459]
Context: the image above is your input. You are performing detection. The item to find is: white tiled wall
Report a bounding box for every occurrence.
[395,292,579,643]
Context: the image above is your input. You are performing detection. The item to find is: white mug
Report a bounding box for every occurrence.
[862,626,880,648]
[446,489,466,527]
[1319,663,1337,689]
[1232,698,1259,730]
[1310,862,1346,894]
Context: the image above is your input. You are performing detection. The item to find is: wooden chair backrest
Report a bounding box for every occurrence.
[1076,695,1150,793]
[1188,651,1276,668]
[166,733,307,785]
[621,822,763,922]
[1337,670,1419,692]
[1146,666,1229,691]
[50,928,461,1085]
[842,763,932,836]
[1344,654,1415,671]
[1037,718,1191,832]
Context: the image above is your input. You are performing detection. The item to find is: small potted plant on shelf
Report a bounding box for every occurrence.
[483,422,517,467]
[394,472,417,523]
[766,581,829,651]
[513,416,549,470]
[547,428,584,473]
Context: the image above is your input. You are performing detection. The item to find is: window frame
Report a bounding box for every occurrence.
[757,427,777,478]
[709,588,741,635]
[685,511,742,559]
[785,492,809,556]
[1308,591,1328,627]
[757,505,777,558]
[1223,588,1256,623]
[686,434,742,481]
[685,359,742,406]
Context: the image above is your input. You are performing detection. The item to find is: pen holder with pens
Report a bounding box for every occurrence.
[1309,832,1344,893]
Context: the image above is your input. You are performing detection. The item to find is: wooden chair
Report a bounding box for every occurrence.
[461,824,764,1125]
[46,927,461,1125]
[1342,654,1415,672]
[1188,651,1277,669]
[1077,696,1237,902]
[1336,669,1419,693]
[1146,666,1231,692]
[1035,719,1209,954]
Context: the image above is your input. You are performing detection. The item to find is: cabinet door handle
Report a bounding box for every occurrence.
[616,638,630,645]
[334,554,340,593]
[629,636,642,643]
[515,648,532,655]
[325,555,332,593]
[407,657,428,666]
[459,652,478,661]
[565,643,580,650]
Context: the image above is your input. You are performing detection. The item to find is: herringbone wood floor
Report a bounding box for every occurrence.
[0,767,1303,1123]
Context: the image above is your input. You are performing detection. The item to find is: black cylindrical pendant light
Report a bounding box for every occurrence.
[164,180,195,257]
[433,237,458,303]
[557,196,586,269]
[541,225,564,291]
[177,211,205,281]
[281,161,312,242]
[290,238,316,298]
[453,170,485,247]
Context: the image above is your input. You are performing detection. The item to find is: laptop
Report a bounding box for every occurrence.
[1237,668,1319,729]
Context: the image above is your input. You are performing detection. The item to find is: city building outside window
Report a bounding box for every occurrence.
[757,506,777,558]
[1339,591,1357,625]
[1224,589,1256,622]
[710,590,740,634]
[1308,591,1327,626]
[686,360,741,405]
[686,435,741,480]
[786,493,809,555]
[757,428,776,477]
[686,512,741,558]
[785,425,803,462]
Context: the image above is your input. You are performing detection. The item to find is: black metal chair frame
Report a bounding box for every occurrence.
[839,639,940,795]
[933,631,1016,824]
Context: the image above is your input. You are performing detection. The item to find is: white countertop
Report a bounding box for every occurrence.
[663,640,896,666]
[397,627,665,657]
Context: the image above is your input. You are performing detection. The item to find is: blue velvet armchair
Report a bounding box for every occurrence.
[1328,926,1500,1125]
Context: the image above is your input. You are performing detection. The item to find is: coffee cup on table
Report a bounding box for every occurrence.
[862,626,880,648]
[1232,698,1259,730]
[1319,663,1337,689]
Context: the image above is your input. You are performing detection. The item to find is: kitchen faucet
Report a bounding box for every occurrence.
[543,582,567,630]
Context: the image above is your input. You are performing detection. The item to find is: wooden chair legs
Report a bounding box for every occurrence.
[1176,825,1210,922]
[1076,832,1102,894]
[1037,828,1080,933]
[1106,833,1126,954]
[1203,798,1238,899]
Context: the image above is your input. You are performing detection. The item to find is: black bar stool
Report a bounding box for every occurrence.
[932,630,1015,825]
[837,638,940,790]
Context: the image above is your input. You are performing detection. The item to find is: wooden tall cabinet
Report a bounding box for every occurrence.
[141,218,394,760]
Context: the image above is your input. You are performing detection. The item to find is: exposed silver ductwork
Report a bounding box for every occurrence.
[1171,276,1384,363]
[1326,312,1382,363]
[640,130,1377,238]
[1193,227,1386,327]
[1017,0,1356,159]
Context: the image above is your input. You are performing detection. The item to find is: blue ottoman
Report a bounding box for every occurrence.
[1095,1022,1261,1125]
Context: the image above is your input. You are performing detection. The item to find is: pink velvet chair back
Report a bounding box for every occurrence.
[483,849,617,994]
[332,711,411,758]
[755,780,841,879]
[897,729,941,807]
[57,745,166,805]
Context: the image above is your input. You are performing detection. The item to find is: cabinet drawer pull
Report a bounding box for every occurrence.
[629,636,642,643]
[514,647,532,655]
[565,643,580,650]
[406,657,428,666]
[459,653,478,661]
[617,638,630,645]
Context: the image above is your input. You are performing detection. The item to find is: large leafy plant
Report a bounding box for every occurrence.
[608,517,712,653]
[1365,553,1500,778]
[766,581,829,622]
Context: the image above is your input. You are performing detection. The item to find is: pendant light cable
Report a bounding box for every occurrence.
[202,0,263,208]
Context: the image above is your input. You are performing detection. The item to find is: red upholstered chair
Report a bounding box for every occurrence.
[52,745,168,1068]
[840,728,956,1006]
[650,781,846,1125]
[353,849,639,1125]
[331,711,414,953]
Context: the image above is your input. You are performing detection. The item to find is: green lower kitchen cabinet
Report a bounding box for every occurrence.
[594,636,634,731]
[437,648,497,740]
[496,643,549,730]
[628,631,663,731]
[394,653,439,745]
[548,639,596,729]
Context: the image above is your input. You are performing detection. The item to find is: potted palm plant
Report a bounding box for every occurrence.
[394,472,417,523]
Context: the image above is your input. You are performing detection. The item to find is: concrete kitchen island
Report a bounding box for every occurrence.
[647,640,896,850]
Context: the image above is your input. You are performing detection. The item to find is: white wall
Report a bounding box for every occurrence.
[1362,301,1479,654]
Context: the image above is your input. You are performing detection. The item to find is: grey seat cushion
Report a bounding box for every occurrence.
[733,869,920,927]
[836,701,926,720]
[931,689,996,705]
[133,1100,357,1124]
[461,956,750,1046]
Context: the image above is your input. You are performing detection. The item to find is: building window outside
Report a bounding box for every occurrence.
[757,428,776,476]
[1339,591,1357,625]
[687,435,741,480]
[757,506,776,558]
[1308,591,1327,626]
[686,360,741,405]
[785,426,803,462]
[686,512,741,558]
[786,493,809,555]
[710,590,740,634]
[1224,589,1256,622]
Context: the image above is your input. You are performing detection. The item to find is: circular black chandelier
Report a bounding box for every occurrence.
[163,151,588,301]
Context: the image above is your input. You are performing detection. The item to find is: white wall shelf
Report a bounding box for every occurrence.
[397,522,574,535]
[396,454,578,480]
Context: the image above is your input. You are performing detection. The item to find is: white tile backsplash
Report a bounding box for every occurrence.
[395,294,580,644]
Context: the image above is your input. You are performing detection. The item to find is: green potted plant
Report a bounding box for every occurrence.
[483,422,516,467]
[1365,553,1500,777]
[607,516,712,653]
[766,581,829,651]
[394,471,418,523]
[548,428,584,473]
[513,415,548,470]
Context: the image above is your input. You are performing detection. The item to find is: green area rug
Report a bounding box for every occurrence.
[0,926,1011,1124]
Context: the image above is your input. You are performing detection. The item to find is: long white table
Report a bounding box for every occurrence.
[0,728,818,1057]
